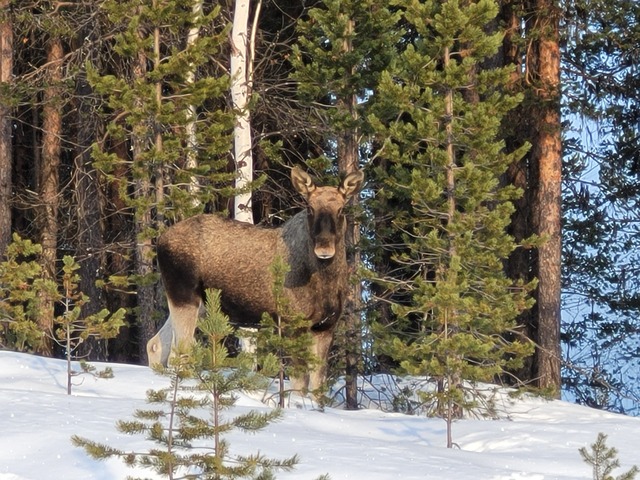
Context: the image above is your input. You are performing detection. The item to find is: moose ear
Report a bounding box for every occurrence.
[291,167,316,198]
[339,170,365,198]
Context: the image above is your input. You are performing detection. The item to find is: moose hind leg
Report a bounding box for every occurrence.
[147,316,174,367]
[147,298,201,367]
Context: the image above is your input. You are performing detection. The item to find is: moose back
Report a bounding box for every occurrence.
[147,167,365,391]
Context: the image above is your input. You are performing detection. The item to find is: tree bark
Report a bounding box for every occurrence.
[185,0,203,206]
[133,37,156,364]
[528,0,562,393]
[339,134,361,410]
[338,18,361,411]
[231,0,254,224]
[0,0,13,255]
[499,0,536,383]
[38,36,64,356]
[73,72,106,360]
[105,137,136,363]
[497,0,562,394]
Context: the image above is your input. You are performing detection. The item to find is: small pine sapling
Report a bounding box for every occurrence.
[579,433,639,480]
[0,234,58,351]
[54,255,126,394]
[257,255,319,406]
[192,288,298,477]
[73,288,298,479]
[72,347,201,478]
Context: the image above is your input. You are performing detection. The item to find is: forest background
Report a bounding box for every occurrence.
[0,0,638,416]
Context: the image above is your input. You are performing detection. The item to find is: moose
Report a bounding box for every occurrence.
[147,167,365,391]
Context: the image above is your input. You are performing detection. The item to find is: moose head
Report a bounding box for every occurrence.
[291,167,365,260]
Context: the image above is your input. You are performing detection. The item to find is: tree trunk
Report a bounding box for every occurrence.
[500,0,562,393]
[528,0,562,394]
[338,18,361,411]
[134,177,156,365]
[0,0,13,254]
[185,0,204,206]
[498,0,535,384]
[38,37,64,356]
[444,45,463,442]
[73,72,106,360]
[153,6,164,228]
[132,38,156,363]
[105,137,136,363]
[339,132,361,410]
[231,0,254,224]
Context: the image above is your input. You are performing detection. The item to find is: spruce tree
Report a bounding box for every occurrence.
[368,0,535,447]
[73,289,298,479]
[579,433,639,480]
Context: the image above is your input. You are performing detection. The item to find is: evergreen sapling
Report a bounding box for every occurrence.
[257,255,319,406]
[54,255,126,395]
[0,234,57,351]
[579,433,639,480]
[73,288,298,479]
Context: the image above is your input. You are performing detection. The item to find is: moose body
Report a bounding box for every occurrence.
[147,167,364,391]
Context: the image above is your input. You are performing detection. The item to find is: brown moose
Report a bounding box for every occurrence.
[147,167,365,392]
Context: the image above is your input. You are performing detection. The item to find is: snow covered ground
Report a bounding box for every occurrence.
[0,350,638,479]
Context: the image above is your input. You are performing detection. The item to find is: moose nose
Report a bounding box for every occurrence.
[314,246,335,259]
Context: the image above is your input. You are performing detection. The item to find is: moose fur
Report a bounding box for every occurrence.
[147,167,365,391]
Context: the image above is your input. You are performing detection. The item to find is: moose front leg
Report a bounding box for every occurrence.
[308,328,334,392]
[289,328,334,394]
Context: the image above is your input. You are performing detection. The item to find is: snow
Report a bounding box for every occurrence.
[0,351,638,479]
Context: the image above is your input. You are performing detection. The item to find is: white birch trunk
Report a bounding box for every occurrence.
[185,0,203,205]
[231,0,260,353]
[231,0,253,224]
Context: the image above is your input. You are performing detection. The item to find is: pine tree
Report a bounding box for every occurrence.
[579,433,639,480]
[6,1,80,357]
[291,0,400,408]
[73,288,298,479]
[256,256,318,406]
[496,0,563,394]
[368,0,535,447]
[87,0,235,360]
[4,0,122,361]
[0,234,57,351]
[54,255,125,395]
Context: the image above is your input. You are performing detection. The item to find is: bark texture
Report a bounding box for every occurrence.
[338,17,362,411]
[38,37,64,355]
[0,1,12,254]
[528,0,562,392]
[498,0,562,393]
